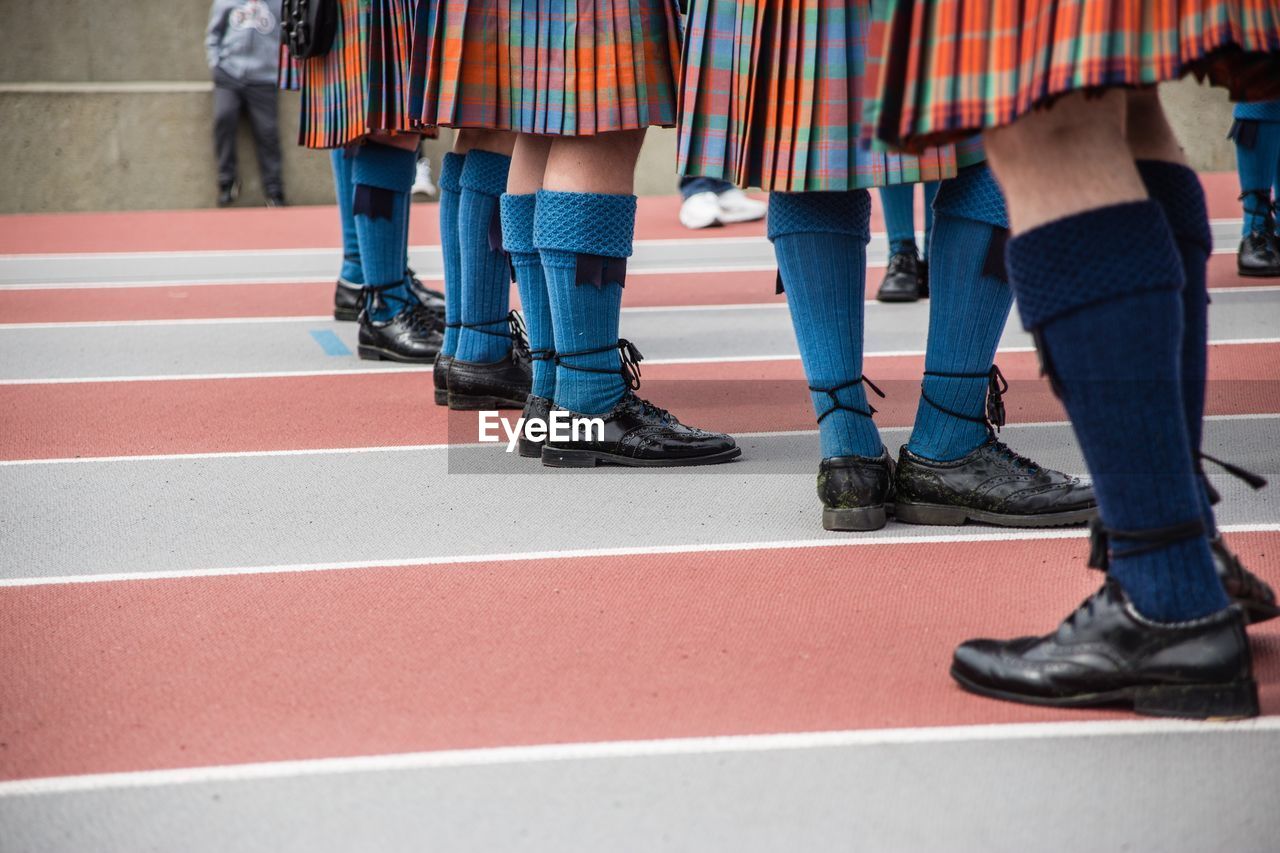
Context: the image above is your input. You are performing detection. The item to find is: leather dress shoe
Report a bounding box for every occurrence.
[406,269,446,315]
[951,578,1258,719]
[893,438,1096,527]
[334,279,363,322]
[433,355,452,406]
[447,347,531,410]
[876,248,925,302]
[1237,230,1280,277]
[357,303,443,363]
[541,391,740,468]
[517,394,553,458]
[1212,535,1280,625]
[818,450,894,531]
[216,180,240,207]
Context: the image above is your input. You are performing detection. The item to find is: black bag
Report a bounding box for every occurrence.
[281,0,339,60]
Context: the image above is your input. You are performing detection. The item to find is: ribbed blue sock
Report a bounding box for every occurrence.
[922,181,939,257]
[502,192,555,399]
[1007,201,1227,622]
[1233,121,1280,235]
[1137,160,1218,536]
[455,151,513,364]
[353,143,416,322]
[769,191,881,459]
[908,165,1014,461]
[879,183,918,254]
[330,149,363,283]
[438,152,465,356]
[535,190,635,416]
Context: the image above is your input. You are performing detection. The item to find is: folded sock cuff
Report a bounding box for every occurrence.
[1135,160,1213,255]
[767,191,871,242]
[459,150,511,198]
[352,143,416,191]
[439,152,465,194]
[932,163,1009,229]
[1008,201,1185,330]
[534,190,637,258]
[501,193,537,254]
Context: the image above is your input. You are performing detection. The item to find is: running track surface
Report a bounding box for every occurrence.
[2,174,1279,852]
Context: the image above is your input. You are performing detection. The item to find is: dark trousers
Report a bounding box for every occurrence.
[213,74,284,197]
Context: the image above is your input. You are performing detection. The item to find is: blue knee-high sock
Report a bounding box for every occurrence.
[1233,120,1280,235]
[879,183,918,254]
[438,152,465,356]
[502,192,555,399]
[455,151,513,364]
[769,191,882,459]
[908,165,1014,461]
[331,149,363,283]
[1007,201,1227,622]
[352,143,416,322]
[1137,160,1218,536]
[535,190,635,416]
[922,181,939,258]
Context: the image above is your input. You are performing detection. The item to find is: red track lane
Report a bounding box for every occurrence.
[0,173,1244,255]
[1,257,1265,324]
[2,531,1277,782]
[2,345,1276,461]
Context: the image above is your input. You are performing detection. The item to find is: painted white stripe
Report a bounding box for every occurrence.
[4,413,1273,469]
[1,523,1275,590]
[3,715,1277,797]
[0,315,335,330]
[7,335,1274,386]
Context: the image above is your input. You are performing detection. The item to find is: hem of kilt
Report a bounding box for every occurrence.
[413,119,676,138]
[677,164,963,194]
[880,46,1280,155]
[298,125,434,151]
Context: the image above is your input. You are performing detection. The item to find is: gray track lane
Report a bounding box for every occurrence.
[4,289,1280,381]
[3,722,1277,853]
[1,420,1275,581]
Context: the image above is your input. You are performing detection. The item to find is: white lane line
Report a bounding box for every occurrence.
[0,336,1275,385]
[3,715,1277,797]
[4,413,1274,469]
[1,523,1275,589]
[0,316,334,330]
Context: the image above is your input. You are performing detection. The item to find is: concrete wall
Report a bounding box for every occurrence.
[0,0,1241,213]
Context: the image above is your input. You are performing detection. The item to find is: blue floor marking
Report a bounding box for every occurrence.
[310,329,353,356]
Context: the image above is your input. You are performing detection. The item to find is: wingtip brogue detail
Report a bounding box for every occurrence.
[893,438,1097,527]
[951,579,1259,720]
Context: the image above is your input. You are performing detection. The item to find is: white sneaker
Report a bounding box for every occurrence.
[412,158,437,196]
[679,191,722,229]
[714,187,767,224]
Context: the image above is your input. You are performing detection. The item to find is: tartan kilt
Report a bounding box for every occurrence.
[873,0,1280,152]
[407,0,683,136]
[676,0,972,193]
[294,0,431,149]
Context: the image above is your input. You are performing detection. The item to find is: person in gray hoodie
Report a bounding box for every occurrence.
[206,0,286,206]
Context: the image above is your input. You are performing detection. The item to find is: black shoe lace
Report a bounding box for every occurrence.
[887,246,920,274]
[920,364,1008,433]
[988,436,1040,474]
[458,310,530,359]
[1239,189,1278,234]
[809,376,885,424]
[1086,516,1207,573]
[365,280,433,331]
[555,339,643,391]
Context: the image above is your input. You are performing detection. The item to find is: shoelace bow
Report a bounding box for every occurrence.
[808,376,885,423]
[920,364,1008,433]
[555,339,644,391]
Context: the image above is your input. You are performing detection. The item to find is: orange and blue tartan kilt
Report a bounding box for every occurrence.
[407,0,682,136]
[293,0,429,149]
[873,0,1280,152]
[676,0,982,193]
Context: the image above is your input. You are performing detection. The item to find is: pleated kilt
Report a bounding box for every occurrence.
[293,0,429,149]
[407,0,683,136]
[676,0,979,193]
[873,0,1280,152]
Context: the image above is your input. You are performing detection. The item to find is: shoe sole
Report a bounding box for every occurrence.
[1237,267,1280,278]
[893,501,1097,528]
[876,290,920,303]
[541,446,742,468]
[517,438,543,459]
[447,392,526,411]
[951,667,1259,720]
[356,345,437,365]
[822,505,889,532]
[334,307,360,322]
[433,388,449,406]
